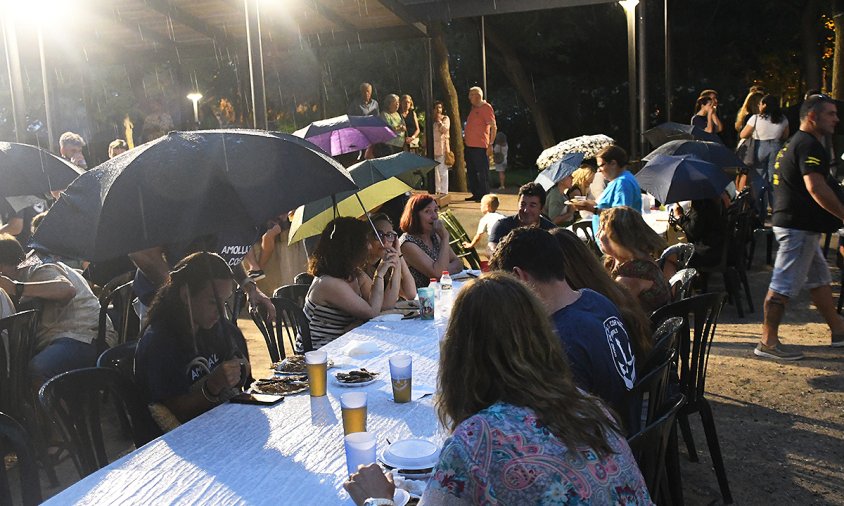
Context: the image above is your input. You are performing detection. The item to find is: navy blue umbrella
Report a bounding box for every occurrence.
[534,152,585,191]
[635,154,731,204]
[644,122,723,148]
[31,130,357,261]
[643,140,742,169]
[0,142,83,197]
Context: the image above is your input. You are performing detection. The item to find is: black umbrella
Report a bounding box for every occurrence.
[31,130,357,261]
[644,122,723,148]
[635,154,731,204]
[643,140,743,170]
[0,142,84,197]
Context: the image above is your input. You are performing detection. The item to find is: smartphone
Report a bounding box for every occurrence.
[230,392,284,406]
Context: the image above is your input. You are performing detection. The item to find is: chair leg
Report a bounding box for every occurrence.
[747,234,756,270]
[665,423,684,506]
[724,268,744,318]
[739,268,754,313]
[699,398,733,504]
[677,412,698,462]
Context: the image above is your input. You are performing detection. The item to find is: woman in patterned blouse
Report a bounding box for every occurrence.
[345,273,652,505]
[398,194,464,289]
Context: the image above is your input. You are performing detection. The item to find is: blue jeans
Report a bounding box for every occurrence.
[769,227,831,298]
[29,337,98,386]
[755,139,783,216]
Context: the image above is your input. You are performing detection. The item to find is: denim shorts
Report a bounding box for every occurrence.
[769,227,832,298]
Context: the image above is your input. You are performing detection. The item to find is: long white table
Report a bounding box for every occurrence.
[46,288,463,505]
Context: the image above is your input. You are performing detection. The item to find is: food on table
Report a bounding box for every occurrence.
[273,355,334,374]
[336,368,379,384]
[252,376,309,395]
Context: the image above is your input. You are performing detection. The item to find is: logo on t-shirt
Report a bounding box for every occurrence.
[603,316,636,390]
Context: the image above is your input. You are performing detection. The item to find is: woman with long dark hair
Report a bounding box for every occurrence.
[740,94,790,215]
[134,252,250,424]
[344,273,651,505]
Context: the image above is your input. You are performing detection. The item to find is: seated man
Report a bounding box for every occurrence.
[489,227,639,432]
[488,182,556,252]
[0,234,115,387]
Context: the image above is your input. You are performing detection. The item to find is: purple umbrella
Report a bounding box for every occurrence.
[292,115,397,156]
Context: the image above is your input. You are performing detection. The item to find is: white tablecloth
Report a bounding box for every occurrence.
[46,289,462,505]
[641,209,670,236]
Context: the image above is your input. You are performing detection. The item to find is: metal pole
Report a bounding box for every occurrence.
[2,17,27,142]
[244,0,268,129]
[38,26,56,152]
[425,38,435,160]
[480,16,487,96]
[637,0,647,156]
[624,5,637,158]
[664,0,671,122]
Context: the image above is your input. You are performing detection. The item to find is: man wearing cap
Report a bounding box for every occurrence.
[542,167,579,226]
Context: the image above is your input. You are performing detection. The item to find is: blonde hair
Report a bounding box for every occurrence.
[437,272,621,456]
[735,91,763,131]
[571,166,596,194]
[599,206,666,258]
[480,194,499,212]
[468,86,484,97]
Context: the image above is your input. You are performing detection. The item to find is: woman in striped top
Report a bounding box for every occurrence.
[299,217,401,350]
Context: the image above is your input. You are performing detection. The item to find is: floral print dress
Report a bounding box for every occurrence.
[422,403,652,505]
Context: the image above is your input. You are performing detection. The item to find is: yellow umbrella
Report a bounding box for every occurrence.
[288,177,412,244]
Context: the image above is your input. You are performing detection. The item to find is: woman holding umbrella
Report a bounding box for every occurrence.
[134,252,251,424]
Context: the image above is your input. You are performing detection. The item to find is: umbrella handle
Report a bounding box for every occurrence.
[355,192,385,248]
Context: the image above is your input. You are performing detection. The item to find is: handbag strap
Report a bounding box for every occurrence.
[751,115,759,140]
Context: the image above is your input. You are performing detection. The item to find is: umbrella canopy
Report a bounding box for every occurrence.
[635,154,731,204]
[31,130,357,261]
[534,152,586,191]
[287,152,436,244]
[0,142,84,197]
[292,114,397,156]
[643,140,743,169]
[536,134,613,169]
[288,177,412,244]
[643,122,723,148]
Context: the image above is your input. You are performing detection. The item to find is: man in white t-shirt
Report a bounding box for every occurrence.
[463,194,505,258]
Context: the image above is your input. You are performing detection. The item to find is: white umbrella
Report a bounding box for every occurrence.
[536,134,615,169]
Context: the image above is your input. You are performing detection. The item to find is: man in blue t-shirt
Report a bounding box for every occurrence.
[489,227,639,432]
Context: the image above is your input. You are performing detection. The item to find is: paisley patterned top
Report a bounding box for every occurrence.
[423,403,652,505]
[611,259,671,314]
[399,233,441,289]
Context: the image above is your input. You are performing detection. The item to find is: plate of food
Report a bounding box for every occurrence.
[251,375,309,395]
[395,300,420,310]
[333,368,379,387]
[379,439,440,475]
[272,355,334,375]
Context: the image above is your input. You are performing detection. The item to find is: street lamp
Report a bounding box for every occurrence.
[187,92,203,128]
[619,0,638,158]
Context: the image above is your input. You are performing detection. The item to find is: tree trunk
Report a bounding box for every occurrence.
[430,22,467,192]
[833,0,844,99]
[484,24,556,150]
[802,0,822,92]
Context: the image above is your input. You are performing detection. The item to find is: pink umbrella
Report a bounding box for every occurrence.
[293,115,397,156]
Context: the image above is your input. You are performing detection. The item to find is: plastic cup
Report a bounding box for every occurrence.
[305,350,327,397]
[344,431,377,476]
[418,287,435,320]
[389,354,412,403]
[340,392,368,435]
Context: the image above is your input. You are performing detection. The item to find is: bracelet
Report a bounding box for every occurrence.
[201,382,221,404]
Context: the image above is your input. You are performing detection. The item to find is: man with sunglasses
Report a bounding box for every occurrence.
[758,94,844,360]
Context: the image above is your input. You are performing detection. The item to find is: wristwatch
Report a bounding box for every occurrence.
[363,499,394,506]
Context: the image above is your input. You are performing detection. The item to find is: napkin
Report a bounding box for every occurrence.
[338,340,381,357]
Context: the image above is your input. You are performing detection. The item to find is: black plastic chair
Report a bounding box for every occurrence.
[668,267,697,302]
[272,284,310,311]
[252,297,313,362]
[650,293,732,504]
[39,367,162,479]
[571,219,601,256]
[293,272,315,286]
[640,316,684,382]
[96,272,138,354]
[627,394,686,505]
[658,243,695,278]
[0,412,42,506]
[97,341,140,440]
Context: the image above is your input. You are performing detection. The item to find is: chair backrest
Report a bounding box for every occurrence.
[293,272,315,286]
[38,367,162,479]
[571,220,601,255]
[0,411,41,506]
[641,316,684,374]
[228,287,246,325]
[96,341,138,382]
[658,243,695,274]
[97,272,138,353]
[650,293,726,406]
[439,209,481,270]
[668,267,697,302]
[272,284,310,310]
[627,394,686,498]
[0,310,39,423]
[274,297,312,355]
[250,307,281,363]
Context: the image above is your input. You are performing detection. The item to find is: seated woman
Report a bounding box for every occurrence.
[344,273,652,505]
[304,217,400,350]
[551,228,653,365]
[673,198,727,269]
[362,214,416,301]
[134,252,250,425]
[398,194,463,289]
[599,206,671,314]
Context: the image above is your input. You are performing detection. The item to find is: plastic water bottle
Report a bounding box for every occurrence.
[439,271,452,291]
[428,278,439,299]
[438,271,453,319]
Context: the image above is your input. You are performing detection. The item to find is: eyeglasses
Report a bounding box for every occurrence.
[377,231,398,240]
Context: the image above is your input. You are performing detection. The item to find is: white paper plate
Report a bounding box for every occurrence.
[393,488,410,506]
[331,375,379,388]
[380,439,439,470]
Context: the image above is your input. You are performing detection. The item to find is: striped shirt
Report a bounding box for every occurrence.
[301,294,358,351]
